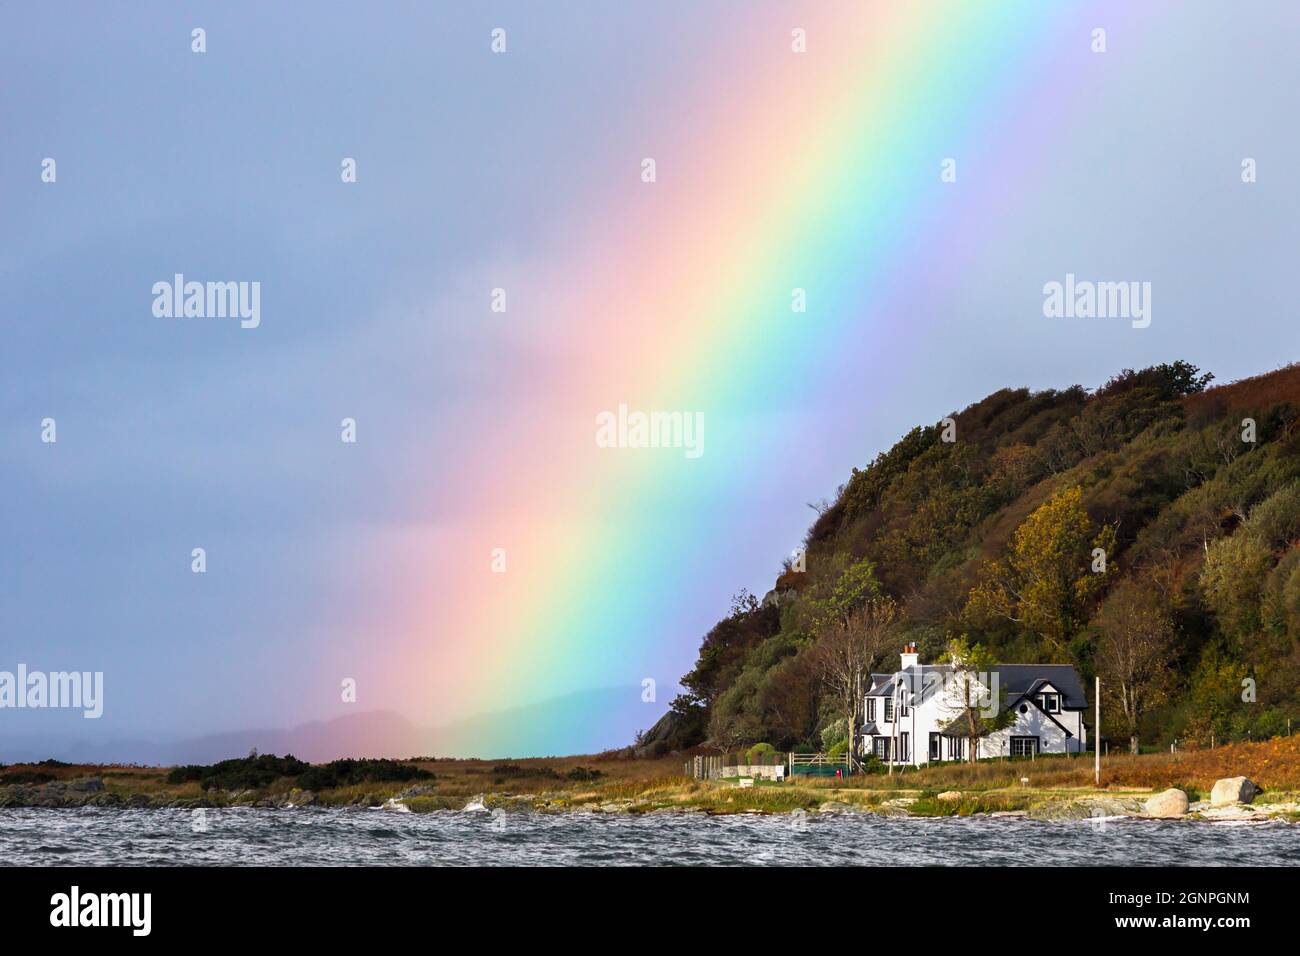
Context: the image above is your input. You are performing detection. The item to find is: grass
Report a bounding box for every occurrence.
[788,736,1300,794]
[5,736,1300,816]
[907,792,1036,817]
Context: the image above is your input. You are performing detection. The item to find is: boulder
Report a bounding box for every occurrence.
[937,791,963,802]
[1210,776,1260,807]
[817,801,854,814]
[1028,796,1142,821]
[1144,788,1189,818]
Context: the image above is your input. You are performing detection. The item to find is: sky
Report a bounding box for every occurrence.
[2,1,1299,760]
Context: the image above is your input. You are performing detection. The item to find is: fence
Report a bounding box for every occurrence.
[686,755,726,780]
[686,753,844,780]
[789,752,851,777]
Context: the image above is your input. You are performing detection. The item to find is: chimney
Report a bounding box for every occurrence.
[900,641,919,671]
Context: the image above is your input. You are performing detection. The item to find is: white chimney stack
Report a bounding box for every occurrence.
[900,641,919,670]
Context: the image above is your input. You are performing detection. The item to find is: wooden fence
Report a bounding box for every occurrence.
[686,753,844,780]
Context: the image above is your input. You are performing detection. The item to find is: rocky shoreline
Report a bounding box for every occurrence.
[3,774,1297,822]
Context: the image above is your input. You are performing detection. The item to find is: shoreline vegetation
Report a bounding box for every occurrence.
[4,736,1300,823]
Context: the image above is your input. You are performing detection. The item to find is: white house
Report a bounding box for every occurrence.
[859,642,1088,766]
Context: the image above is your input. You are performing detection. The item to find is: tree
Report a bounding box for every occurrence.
[937,636,1014,764]
[1092,581,1177,754]
[967,486,1115,655]
[808,557,881,635]
[1184,648,1250,747]
[1200,532,1272,647]
[813,597,900,770]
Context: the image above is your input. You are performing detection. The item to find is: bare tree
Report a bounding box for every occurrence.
[814,598,900,770]
[1093,582,1177,754]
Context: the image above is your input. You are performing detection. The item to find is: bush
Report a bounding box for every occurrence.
[859,754,885,775]
[1248,485,1300,551]
[165,754,433,791]
[820,719,848,753]
[1,771,56,785]
[297,759,433,791]
[746,742,777,763]
[166,753,310,790]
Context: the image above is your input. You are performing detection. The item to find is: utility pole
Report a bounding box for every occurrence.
[1094,676,1100,787]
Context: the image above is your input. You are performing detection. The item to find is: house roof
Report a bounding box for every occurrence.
[867,664,952,699]
[867,663,1088,710]
[995,666,1087,709]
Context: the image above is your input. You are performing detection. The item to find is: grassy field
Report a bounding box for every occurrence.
[4,735,1300,816]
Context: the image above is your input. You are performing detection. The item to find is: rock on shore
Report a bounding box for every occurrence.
[1210,777,1260,807]
[1028,796,1144,821]
[1144,788,1189,818]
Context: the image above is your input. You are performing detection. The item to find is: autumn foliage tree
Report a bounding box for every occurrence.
[967,486,1115,656]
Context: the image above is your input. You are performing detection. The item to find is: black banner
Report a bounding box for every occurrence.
[0,866,1277,941]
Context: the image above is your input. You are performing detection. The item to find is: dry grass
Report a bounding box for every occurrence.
[796,736,1300,795]
[1183,362,1300,417]
[6,739,1300,812]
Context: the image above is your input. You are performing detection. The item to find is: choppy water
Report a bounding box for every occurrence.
[3,807,1298,866]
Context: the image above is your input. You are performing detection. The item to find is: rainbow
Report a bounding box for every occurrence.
[356,1,1152,755]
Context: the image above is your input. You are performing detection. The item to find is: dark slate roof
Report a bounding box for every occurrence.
[867,664,951,698]
[867,663,1087,710]
[995,665,1087,709]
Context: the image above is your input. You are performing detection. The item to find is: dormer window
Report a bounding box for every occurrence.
[866,698,876,722]
[1038,692,1060,713]
[899,698,910,717]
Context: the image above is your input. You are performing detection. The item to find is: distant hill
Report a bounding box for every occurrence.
[1,686,654,765]
[647,361,1300,756]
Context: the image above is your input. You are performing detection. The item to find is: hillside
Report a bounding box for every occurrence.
[645,361,1300,756]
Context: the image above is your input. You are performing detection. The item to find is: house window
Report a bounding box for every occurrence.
[929,732,941,761]
[899,732,909,762]
[884,698,894,723]
[1010,736,1039,757]
[873,737,891,760]
[947,737,965,761]
[899,698,910,717]
[1039,693,1060,713]
[866,698,876,722]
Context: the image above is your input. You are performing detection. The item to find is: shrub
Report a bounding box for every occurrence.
[297,759,433,791]
[859,754,885,775]
[746,742,777,763]
[1,771,56,785]
[821,718,849,754]
[165,754,432,791]
[166,753,310,790]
